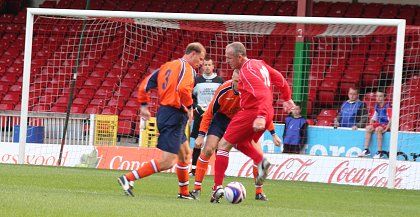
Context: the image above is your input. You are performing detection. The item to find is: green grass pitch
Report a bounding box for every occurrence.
[1,164,419,217]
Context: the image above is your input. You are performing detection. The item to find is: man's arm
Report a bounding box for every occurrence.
[267,121,282,147]
[334,104,343,128]
[137,69,159,106]
[264,63,291,102]
[177,65,195,110]
[264,63,295,112]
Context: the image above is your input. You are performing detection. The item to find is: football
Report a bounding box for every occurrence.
[224,182,246,204]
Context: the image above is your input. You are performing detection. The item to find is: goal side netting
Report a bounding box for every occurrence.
[8,8,419,190]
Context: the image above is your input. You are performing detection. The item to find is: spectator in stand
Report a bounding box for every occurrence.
[283,102,307,154]
[334,87,368,130]
[190,57,224,176]
[359,89,392,159]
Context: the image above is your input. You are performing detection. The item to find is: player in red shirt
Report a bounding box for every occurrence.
[210,42,295,203]
[117,42,206,199]
[190,70,282,201]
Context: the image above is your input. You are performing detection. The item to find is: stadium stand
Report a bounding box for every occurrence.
[0,0,419,134]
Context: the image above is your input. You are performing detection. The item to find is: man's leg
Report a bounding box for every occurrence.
[177,140,193,198]
[373,126,386,158]
[118,151,176,196]
[194,135,220,191]
[251,140,267,201]
[210,137,233,203]
[190,112,203,175]
[361,125,375,157]
[376,126,384,152]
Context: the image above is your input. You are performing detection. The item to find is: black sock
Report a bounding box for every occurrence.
[191,148,201,172]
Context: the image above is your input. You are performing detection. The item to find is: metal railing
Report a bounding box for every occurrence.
[0,111,93,146]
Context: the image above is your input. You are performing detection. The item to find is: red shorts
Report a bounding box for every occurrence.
[372,123,387,129]
[224,109,272,145]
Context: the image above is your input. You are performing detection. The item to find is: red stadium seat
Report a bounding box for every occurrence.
[119,108,137,120]
[0,84,9,92]
[317,90,335,106]
[85,106,102,114]
[56,96,69,105]
[83,78,103,88]
[94,88,113,98]
[0,103,14,110]
[50,105,67,113]
[117,120,135,135]
[315,118,333,127]
[125,99,140,108]
[102,107,119,115]
[107,98,125,110]
[90,98,107,106]
[318,109,338,119]
[363,92,377,111]
[73,97,90,105]
[70,105,85,114]
[8,84,22,93]
[1,92,20,104]
[77,88,95,99]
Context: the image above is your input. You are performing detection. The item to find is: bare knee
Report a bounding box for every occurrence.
[218,137,233,151]
[375,127,384,135]
[366,125,374,133]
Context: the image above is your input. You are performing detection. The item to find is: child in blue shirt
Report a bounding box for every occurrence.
[283,103,307,154]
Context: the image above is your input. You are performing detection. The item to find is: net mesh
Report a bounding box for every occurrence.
[20,14,420,189]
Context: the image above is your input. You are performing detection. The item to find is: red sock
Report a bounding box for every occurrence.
[213,149,229,190]
[176,161,190,195]
[125,159,160,181]
[194,153,210,190]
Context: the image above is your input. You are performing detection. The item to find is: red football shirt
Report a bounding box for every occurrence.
[238,59,291,118]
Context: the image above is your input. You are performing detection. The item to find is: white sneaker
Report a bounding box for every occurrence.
[210,186,224,203]
[117,175,134,196]
[256,158,271,184]
[359,149,371,157]
[190,189,201,200]
[373,151,385,159]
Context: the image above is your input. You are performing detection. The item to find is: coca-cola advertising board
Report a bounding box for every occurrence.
[1,142,419,190]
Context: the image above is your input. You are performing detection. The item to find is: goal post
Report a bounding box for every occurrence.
[20,8,417,189]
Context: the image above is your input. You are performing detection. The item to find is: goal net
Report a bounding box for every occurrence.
[14,8,420,190]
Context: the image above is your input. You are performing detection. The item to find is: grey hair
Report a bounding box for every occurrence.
[226,42,247,57]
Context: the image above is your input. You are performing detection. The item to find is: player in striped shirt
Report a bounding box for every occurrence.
[117,42,205,199]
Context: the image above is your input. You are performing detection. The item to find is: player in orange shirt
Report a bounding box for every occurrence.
[190,70,282,201]
[118,42,206,199]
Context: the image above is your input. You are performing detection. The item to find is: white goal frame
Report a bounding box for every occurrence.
[21,8,406,189]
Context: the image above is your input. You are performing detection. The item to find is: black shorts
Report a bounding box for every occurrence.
[207,112,231,138]
[190,109,203,139]
[283,144,303,154]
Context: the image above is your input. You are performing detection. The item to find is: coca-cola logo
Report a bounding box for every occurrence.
[0,152,68,166]
[238,158,315,181]
[328,160,410,188]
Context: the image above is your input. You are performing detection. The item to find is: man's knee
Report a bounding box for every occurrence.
[366,125,374,133]
[218,137,233,151]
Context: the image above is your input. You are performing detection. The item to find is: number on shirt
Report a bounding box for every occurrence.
[161,69,171,90]
[260,66,270,87]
